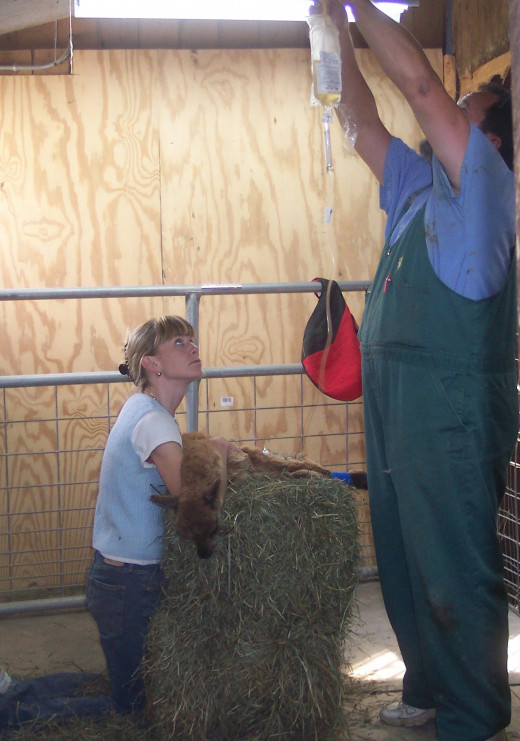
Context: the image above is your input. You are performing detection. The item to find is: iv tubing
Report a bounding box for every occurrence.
[322,106,334,171]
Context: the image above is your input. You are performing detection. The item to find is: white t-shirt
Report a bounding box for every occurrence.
[131,409,182,466]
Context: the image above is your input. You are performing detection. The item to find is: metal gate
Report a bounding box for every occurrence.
[0,281,518,615]
[0,280,374,615]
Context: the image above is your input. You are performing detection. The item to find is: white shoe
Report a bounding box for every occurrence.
[0,667,12,695]
[380,700,436,727]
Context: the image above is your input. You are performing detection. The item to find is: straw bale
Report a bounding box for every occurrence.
[144,475,360,740]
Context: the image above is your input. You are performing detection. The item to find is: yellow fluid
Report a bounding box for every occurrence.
[312,63,341,107]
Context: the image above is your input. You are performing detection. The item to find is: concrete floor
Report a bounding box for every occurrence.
[344,581,520,740]
[2,580,520,740]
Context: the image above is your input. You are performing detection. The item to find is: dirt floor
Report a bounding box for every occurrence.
[2,580,520,740]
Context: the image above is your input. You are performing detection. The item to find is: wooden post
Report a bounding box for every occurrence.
[443,54,457,100]
[510,0,520,322]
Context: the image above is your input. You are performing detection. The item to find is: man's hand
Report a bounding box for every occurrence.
[325,0,349,29]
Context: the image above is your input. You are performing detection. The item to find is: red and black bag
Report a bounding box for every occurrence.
[302,278,362,401]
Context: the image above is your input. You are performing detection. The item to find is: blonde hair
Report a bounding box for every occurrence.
[119,315,195,391]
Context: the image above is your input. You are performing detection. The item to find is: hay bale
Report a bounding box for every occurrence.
[144,476,360,741]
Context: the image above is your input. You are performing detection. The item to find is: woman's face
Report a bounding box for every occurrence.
[151,335,203,382]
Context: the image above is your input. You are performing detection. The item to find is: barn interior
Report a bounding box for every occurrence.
[0,0,519,738]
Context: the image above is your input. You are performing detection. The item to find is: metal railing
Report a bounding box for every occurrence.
[2,281,517,615]
[0,281,370,432]
[0,281,371,615]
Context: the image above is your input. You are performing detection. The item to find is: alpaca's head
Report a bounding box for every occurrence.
[175,477,222,558]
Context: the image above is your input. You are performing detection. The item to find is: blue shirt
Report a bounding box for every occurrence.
[92,393,182,564]
[380,125,515,300]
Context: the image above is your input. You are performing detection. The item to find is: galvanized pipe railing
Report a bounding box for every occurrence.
[0,281,370,615]
[0,281,370,433]
[0,281,370,302]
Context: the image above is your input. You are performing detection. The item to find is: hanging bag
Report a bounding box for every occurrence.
[301,278,362,401]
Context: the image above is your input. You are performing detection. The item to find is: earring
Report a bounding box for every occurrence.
[156,371,161,376]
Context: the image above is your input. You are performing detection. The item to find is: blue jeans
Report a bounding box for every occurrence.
[86,550,162,713]
[0,672,113,730]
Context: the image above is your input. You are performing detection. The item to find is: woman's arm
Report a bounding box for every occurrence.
[150,441,183,496]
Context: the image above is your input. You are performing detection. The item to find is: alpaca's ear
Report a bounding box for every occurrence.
[203,479,221,509]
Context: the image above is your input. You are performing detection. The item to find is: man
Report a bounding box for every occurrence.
[318,1,517,740]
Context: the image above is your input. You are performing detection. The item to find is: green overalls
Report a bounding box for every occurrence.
[358,202,518,741]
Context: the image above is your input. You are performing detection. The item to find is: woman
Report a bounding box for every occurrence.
[87,315,228,714]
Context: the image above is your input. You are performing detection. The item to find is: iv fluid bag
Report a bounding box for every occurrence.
[307,14,341,107]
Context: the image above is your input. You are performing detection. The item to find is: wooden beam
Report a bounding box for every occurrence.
[458,51,511,97]
[0,0,70,34]
[453,0,509,77]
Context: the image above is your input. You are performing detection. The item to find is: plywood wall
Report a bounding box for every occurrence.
[0,48,442,597]
[0,47,441,378]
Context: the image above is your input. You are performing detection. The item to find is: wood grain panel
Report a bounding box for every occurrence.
[0,48,439,380]
[303,433,348,466]
[0,47,442,591]
[59,449,103,485]
[203,377,256,415]
[0,453,5,488]
[206,409,256,441]
[57,384,109,419]
[302,378,352,406]
[58,418,109,452]
[347,433,367,466]
[0,550,8,584]
[352,489,375,567]
[0,49,164,377]
[346,402,365,433]
[10,511,60,554]
[302,403,346,437]
[255,406,303,443]
[59,483,98,534]
[109,383,133,416]
[254,375,304,410]
[60,482,98,573]
[8,487,60,590]
[7,421,57,454]
[8,453,58,488]
[156,49,388,372]
[5,388,56,422]
[0,424,5,487]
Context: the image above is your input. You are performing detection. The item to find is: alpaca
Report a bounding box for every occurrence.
[150,432,366,558]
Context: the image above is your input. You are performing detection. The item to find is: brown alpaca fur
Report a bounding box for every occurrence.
[149,432,333,558]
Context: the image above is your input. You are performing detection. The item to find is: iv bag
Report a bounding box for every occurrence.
[307,13,342,108]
